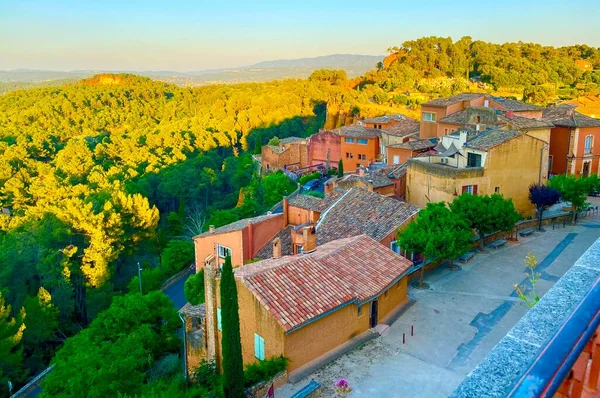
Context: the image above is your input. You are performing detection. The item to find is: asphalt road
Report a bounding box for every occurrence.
[163,268,194,309]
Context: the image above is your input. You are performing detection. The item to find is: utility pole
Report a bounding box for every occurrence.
[137,262,143,294]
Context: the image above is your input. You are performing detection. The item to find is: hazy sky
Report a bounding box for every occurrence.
[1,0,599,72]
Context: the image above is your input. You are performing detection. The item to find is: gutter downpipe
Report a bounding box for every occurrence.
[539,141,549,185]
[178,312,188,381]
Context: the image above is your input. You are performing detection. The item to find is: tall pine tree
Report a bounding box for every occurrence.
[220,255,245,397]
[337,159,344,177]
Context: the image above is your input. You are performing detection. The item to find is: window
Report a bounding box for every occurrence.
[357,305,363,317]
[358,154,366,160]
[476,116,481,123]
[254,333,265,360]
[345,137,355,144]
[217,245,231,259]
[346,152,354,159]
[422,112,436,122]
[217,308,222,331]
[357,139,368,145]
[585,135,593,154]
[462,185,478,195]
[390,240,401,254]
[444,128,449,134]
[393,155,400,165]
[494,187,500,193]
[467,153,482,168]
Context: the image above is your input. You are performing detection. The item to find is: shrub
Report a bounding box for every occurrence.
[127,266,166,294]
[184,269,205,305]
[298,172,321,186]
[161,240,195,275]
[192,359,218,389]
[147,354,181,383]
[243,356,289,388]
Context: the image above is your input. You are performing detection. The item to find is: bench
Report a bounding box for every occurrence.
[518,228,536,237]
[489,239,507,249]
[291,380,321,398]
[458,252,475,263]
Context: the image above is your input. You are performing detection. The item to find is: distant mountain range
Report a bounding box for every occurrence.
[0,54,383,90]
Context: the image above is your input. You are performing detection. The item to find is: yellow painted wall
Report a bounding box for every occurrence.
[406,134,544,216]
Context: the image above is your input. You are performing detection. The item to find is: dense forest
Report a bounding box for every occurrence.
[1,36,599,396]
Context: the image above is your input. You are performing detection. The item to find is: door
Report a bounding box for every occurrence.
[370,300,379,328]
[583,162,590,177]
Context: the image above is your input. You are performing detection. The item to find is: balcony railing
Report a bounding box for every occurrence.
[451,237,600,398]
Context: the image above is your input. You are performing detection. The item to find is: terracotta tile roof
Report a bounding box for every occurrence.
[464,129,521,151]
[490,97,544,111]
[438,108,502,126]
[542,105,600,128]
[361,114,407,124]
[316,188,419,245]
[423,93,486,108]
[179,303,206,318]
[498,114,554,130]
[254,225,294,260]
[194,213,281,238]
[334,125,381,139]
[381,118,420,137]
[287,190,344,212]
[279,137,307,144]
[388,139,437,151]
[236,235,413,332]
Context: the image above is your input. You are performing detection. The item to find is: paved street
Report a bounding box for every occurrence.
[278,203,600,398]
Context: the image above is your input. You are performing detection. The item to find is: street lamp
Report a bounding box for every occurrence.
[137,262,143,294]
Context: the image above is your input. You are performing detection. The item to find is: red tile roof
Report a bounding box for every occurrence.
[236,235,413,333]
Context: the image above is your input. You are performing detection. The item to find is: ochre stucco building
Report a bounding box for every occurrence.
[204,235,413,376]
[406,128,546,216]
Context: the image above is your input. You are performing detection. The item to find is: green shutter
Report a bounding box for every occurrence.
[254,333,265,360]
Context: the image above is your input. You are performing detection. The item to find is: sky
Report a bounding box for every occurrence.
[1,0,599,72]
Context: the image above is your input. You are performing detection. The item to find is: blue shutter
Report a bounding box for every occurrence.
[254,333,265,360]
[217,308,222,331]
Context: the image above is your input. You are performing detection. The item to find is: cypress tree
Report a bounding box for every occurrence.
[253,136,262,155]
[220,255,245,397]
[337,159,344,177]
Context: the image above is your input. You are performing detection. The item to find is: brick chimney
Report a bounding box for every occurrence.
[272,237,281,259]
[209,225,215,233]
[283,198,289,227]
[506,110,514,119]
[203,254,218,366]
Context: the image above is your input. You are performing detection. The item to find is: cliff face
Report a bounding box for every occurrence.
[383,53,399,69]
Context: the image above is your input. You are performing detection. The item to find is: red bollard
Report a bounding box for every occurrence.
[403,333,406,344]
[411,325,414,336]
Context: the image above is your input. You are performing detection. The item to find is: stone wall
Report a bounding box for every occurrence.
[245,371,288,398]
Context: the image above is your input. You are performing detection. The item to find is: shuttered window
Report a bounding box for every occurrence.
[217,308,222,331]
[254,333,265,360]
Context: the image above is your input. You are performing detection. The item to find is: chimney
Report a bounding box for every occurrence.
[272,237,281,259]
[367,179,374,192]
[282,198,289,227]
[209,225,215,233]
[506,110,514,119]
[247,222,254,259]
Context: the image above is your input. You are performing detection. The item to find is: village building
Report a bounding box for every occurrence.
[406,128,546,216]
[336,126,381,171]
[307,130,342,169]
[419,93,545,139]
[542,104,600,176]
[323,165,407,199]
[193,213,285,269]
[255,188,419,259]
[260,137,309,172]
[386,139,437,166]
[376,117,420,162]
[203,234,414,377]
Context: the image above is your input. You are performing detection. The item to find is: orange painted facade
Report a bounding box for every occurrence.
[549,126,600,176]
[193,214,284,269]
[212,275,409,374]
[340,135,380,171]
[386,146,432,166]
